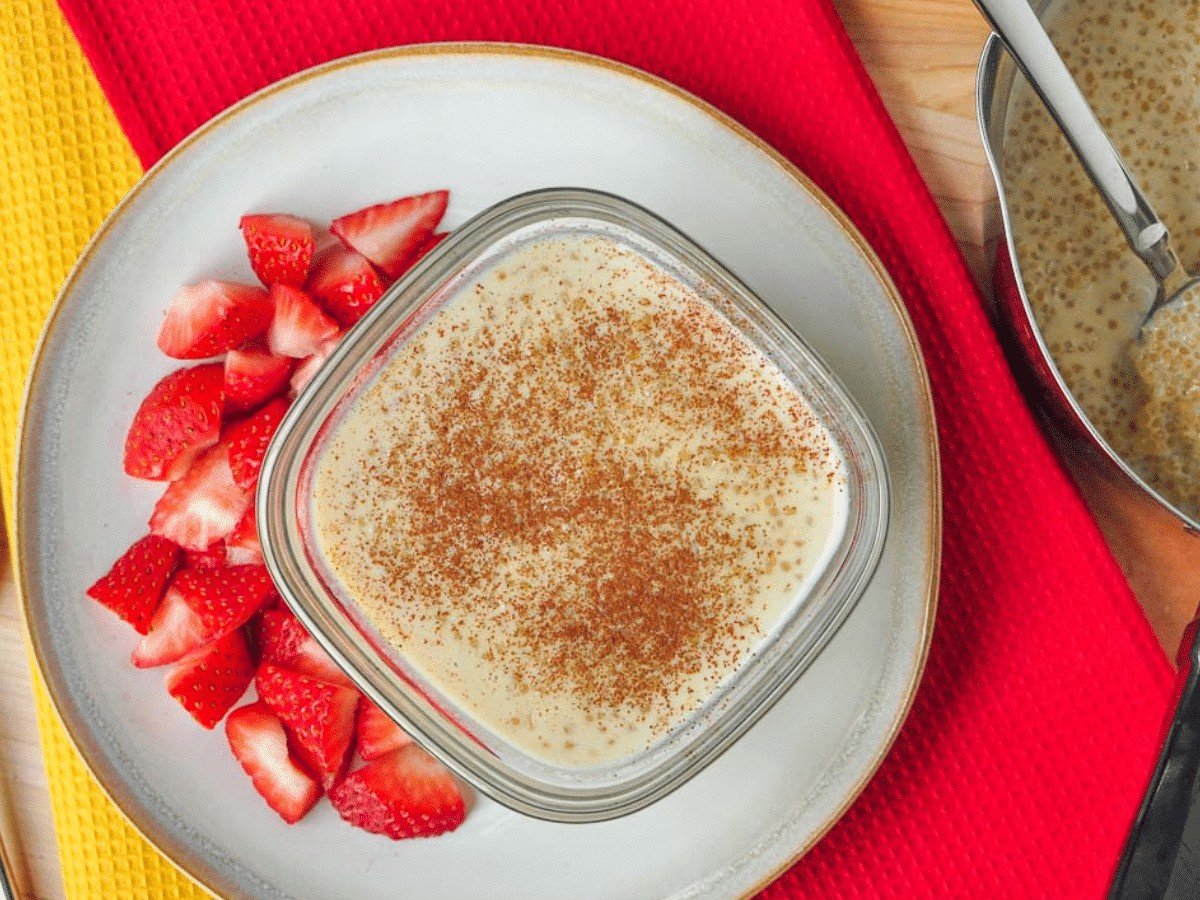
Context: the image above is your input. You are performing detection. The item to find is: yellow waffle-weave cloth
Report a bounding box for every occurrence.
[0,0,211,896]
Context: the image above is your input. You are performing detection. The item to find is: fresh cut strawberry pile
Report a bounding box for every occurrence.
[87,190,468,837]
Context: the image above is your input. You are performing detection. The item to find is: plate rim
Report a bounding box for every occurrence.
[14,41,941,899]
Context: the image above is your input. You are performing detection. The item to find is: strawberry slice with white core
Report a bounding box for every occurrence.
[183,540,227,571]
[257,607,354,688]
[157,280,273,360]
[306,247,387,327]
[356,700,413,761]
[226,702,321,823]
[123,363,224,481]
[224,345,293,415]
[239,214,315,288]
[86,534,181,634]
[329,745,466,839]
[131,583,209,668]
[256,663,359,789]
[175,563,278,640]
[225,397,290,492]
[149,443,250,551]
[226,508,262,565]
[330,191,448,278]
[289,337,340,396]
[268,284,339,358]
[167,630,254,729]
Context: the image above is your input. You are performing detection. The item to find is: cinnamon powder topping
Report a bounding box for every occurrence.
[314,234,843,765]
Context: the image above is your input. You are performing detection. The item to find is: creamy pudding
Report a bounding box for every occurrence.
[1003,0,1200,519]
[1129,287,1200,504]
[312,232,846,767]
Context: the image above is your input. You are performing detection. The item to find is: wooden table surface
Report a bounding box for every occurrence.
[1,1,1194,897]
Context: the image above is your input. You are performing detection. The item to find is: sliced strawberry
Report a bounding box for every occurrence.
[224,345,293,415]
[256,607,308,665]
[268,284,339,358]
[123,364,224,481]
[86,534,180,634]
[307,247,388,327]
[330,191,448,278]
[256,607,353,688]
[157,280,273,360]
[329,745,465,839]
[149,444,250,551]
[226,508,262,565]
[226,702,321,823]
[289,337,340,396]
[243,602,283,667]
[244,610,267,662]
[292,638,354,689]
[175,564,278,640]
[131,583,209,667]
[357,701,413,761]
[410,230,449,267]
[239,214,315,288]
[183,540,227,571]
[167,630,254,728]
[256,663,359,789]
[225,397,290,492]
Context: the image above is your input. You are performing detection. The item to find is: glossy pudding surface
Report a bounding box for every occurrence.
[313,233,846,766]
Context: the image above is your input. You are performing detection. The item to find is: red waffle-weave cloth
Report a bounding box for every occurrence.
[55,0,1176,893]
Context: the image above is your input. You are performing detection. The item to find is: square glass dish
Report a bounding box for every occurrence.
[258,188,890,822]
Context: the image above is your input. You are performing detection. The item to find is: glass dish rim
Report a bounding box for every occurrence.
[257,187,891,822]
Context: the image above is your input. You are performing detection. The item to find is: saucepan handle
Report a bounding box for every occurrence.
[1111,618,1200,898]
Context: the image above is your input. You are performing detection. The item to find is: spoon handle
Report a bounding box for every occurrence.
[972,0,1186,291]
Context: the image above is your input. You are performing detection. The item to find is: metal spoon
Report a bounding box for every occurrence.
[973,0,1200,332]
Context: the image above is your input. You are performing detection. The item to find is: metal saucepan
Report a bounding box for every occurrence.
[977,0,1200,538]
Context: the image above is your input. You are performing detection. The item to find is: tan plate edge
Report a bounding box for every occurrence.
[13,41,941,900]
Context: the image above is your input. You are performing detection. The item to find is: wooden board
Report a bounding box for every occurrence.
[0,540,67,900]
[0,3,1189,897]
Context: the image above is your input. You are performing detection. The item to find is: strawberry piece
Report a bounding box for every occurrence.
[356,701,413,761]
[167,630,254,728]
[86,534,181,634]
[157,280,273,360]
[255,608,306,663]
[289,337,340,396]
[224,345,293,415]
[123,364,224,481]
[149,443,250,551]
[131,582,209,667]
[307,247,388,327]
[329,745,465,840]
[256,663,359,789]
[175,564,278,640]
[410,230,449,267]
[330,191,448,278]
[225,702,321,823]
[256,607,353,688]
[226,508,262,565]
[183,540,227,571]
[268,284,339,358]
[225,397,290,492]
[239,214,315,288]
[292,639,353,689]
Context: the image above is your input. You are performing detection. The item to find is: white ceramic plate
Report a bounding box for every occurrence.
[17,45,939,900]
